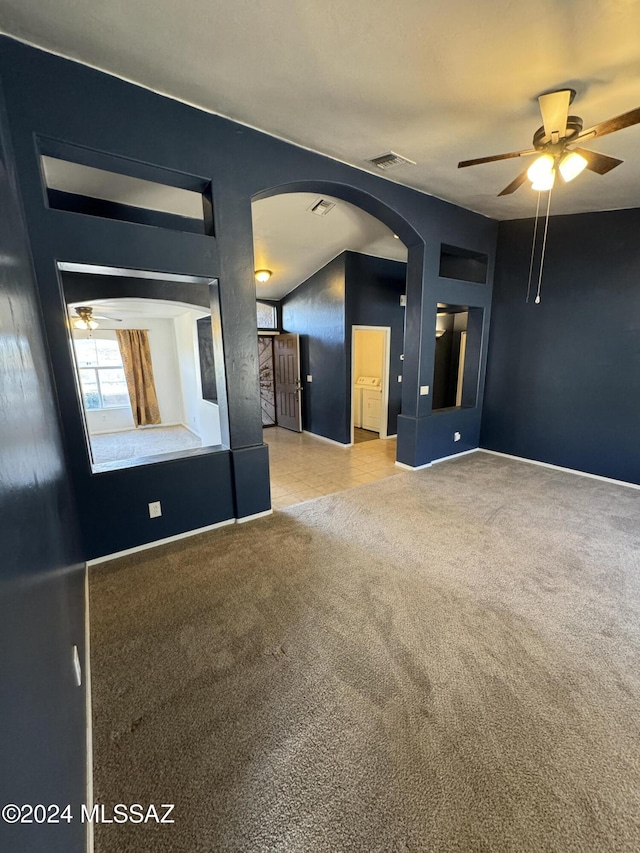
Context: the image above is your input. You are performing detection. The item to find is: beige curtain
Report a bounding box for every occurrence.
[116,329,161,427]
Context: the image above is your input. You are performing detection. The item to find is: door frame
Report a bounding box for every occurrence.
[350,325,391,443]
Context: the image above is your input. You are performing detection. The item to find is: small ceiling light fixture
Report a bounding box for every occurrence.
[527,154,555,191]
[73,306,98,330]
[559,150,588,183]
[255,269,272,284]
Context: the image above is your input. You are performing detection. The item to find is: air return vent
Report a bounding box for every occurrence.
[367,151,416,170]
[308,198,336,216]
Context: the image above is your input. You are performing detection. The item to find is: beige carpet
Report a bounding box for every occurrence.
[90,425,201,466]
[90,452,640,852]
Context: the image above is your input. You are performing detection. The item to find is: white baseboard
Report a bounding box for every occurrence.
[480,449,640,490]
[395,460,432,471]
[303,430,353,448]
[236,509,273,524]
[91,421,183,436]
[87,518,236,565]
[395,448,479,471]
[432,448,479,464]
[382,433,397,440]
[84,566,94,853]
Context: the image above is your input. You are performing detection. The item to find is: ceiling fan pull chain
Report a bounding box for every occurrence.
[526,190,542,303]
[535,186,553,304]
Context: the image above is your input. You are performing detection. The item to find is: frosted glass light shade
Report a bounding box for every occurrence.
[559,151,588,182]
[527,154,555,191]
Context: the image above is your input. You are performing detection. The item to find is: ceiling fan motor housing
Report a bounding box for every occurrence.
[533,116,583,150]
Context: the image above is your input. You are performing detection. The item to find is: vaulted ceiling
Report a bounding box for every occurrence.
[2,0,640,220]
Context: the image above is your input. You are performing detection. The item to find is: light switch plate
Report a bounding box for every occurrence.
[148,500,162,518]
[398,375,403,383]
[400,295,407,307]
[420,385,430,395]
[306,375,313,382]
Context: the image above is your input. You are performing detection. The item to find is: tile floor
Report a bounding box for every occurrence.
[264,427,400,509]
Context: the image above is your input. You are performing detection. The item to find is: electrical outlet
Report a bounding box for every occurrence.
[398,375,402,383]
[148,500,162,518]
[72,645,82,687]
[454,432,461,442]
[400,295,407,307]
[420,385,430,395]
[306,375,313,382]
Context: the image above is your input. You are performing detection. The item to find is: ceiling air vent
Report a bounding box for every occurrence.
[367,151,416,170]
[308,198,336,216]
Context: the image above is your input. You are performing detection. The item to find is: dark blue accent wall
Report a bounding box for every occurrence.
[345,252,407,436]
[0,84,86,853]
[281,254,348,443]
[481,208,640,485]
[0,35,496,563]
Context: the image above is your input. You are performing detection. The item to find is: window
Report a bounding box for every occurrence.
[73,337,130,410]
[256,301,277,330]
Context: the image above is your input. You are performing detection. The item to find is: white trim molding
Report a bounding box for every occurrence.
[236,509,273,524]
[395,460,432,471]
[432,448,479,464]
[480,449,640,490]
[86,518,236,565]
[395,448,479,471]
[303,430,352,448]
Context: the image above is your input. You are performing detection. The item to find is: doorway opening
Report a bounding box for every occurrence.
[251,187,413,508]
[351,326,391,443]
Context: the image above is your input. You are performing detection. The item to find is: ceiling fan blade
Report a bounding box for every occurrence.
[497,167,530,196]
[573,148,623,175]
[577,106,640,141]
[92,314,123,322]
[538,89,572,139]
[458,149,535,168]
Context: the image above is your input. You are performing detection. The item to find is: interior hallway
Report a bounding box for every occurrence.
[264,426,399,509]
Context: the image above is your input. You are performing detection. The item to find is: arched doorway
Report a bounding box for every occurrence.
[249,182,426,507]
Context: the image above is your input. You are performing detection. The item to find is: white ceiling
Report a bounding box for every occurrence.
[2,1,640,219]
[68,298,208,321]
[252,192,407,299]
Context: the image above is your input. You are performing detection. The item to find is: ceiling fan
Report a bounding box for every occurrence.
[458,89,640,195]
[71,305,123,330]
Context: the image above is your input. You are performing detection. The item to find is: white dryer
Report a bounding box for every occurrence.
[354,376,382,432]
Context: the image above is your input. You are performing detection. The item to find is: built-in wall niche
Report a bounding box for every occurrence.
[433,303,483,411]
[39,138,213,236]
[439,244,488,284]
[59,263,227,473]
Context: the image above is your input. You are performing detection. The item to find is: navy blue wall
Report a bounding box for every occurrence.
[0,85,86,853]
[345,252,407,436]
[0,35,496,563]
[281,255,348,443]
[481,208,640,485]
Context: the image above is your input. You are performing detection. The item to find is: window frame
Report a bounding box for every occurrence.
[73,335,130,412]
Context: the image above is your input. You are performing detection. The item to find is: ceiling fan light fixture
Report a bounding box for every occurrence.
[531,171,556,192]
[73,318,99,330]
[255,269,272,283]
[559,150,588,182]
[526,153,555,186]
